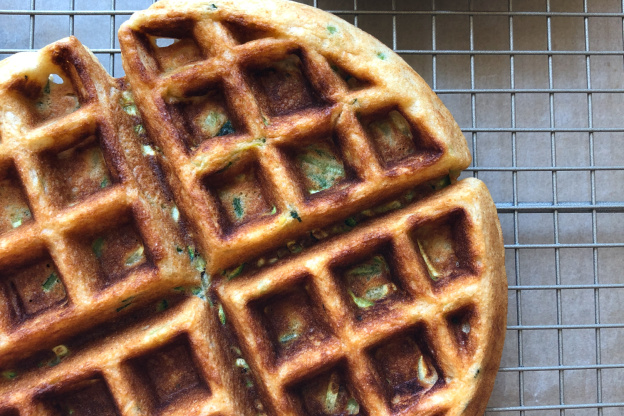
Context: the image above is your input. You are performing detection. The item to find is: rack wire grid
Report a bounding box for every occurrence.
[1,0,623,414]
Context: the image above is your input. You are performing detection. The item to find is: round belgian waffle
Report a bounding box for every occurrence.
[0,1,506,415]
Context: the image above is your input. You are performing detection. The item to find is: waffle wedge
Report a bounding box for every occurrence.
[0,1,506,415]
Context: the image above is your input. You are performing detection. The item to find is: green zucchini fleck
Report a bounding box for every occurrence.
[1,370,17,380]
[157,299,169,312]
[125,245,145,267]
[290,210,302,222]
[417,240,441,281]
[92,237,105,259]
[344,217,357,227]
[216,120,235,137]
[327,25,337,34]
[225,263,245,280]
[42,272,59,293]
[233,197,244,219]
[346,398,360,414]
[134,124,146,135]
[218,304,226,325]
[278,332,299,344]
[348,290,375,308]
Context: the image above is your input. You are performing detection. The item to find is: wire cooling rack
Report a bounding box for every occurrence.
[1,0,623,414]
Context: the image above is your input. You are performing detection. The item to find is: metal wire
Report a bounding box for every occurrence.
[1,0,622,414]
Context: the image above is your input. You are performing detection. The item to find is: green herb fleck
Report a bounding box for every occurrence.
[474,368,480,378]
[92,237,105,259]
[42,272,59,293]
[347,256,385,278]
[52,345,69,358]
[349,290,375,308]
[194,255,207,272]
[142,145,156,156]
[134,124,146,135]
[176,246,184,254]
[216,120,235,137]
[123,104,139,116]
[100,177,109,188]
[211,3,217,9]
[417,240,441,281]
[218,304,226,325]
[327,25,337,34]
[262,116,269,126]
[270,206,277,215]
[116,303,132,312]
[171,206,180,222]
[235,358,250,371]
[430,175,451,190]
[125,245,145,267]
[188,246,196,261]
[278,332,299,344]
[345,217,357,227]
[233,197,244,219]
[191,286,204,299]
[224,263,245,280]
[1,370,17,380]
[287,240,303,254]
[346,398,360,414]
[216,161,233,174]
[365,284,391,301]
[377,51,387,60]
[290,210,302,222]
[157,299,169,312]
[43,79,50,94]
[325,375,339,412]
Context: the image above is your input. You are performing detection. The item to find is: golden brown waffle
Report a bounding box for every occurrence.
[0,38,249,416]
[0,1,506,415]
[217,178,506,416]
[117,0,471,271]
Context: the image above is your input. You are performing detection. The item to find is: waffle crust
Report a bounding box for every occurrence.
[0,1,505,415]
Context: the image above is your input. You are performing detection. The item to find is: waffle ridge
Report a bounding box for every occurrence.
[0,1,506,415]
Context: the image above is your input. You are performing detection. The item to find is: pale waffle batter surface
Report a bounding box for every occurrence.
[0,1,506,415]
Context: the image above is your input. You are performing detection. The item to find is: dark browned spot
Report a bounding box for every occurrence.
[204,160,276,233]
[1,255,67,323]
[41,134,114,208]
[224,19,273,44]
[167,84,241,151]
[249,54,325,117]
[411,210,475,284]
[446,306,478,354]
[40,377,120,416]
[294,366,366,416]
[126,335,210,410]
[363,109,440,169]
[19,72,81,126]
[369,328,443,410]
[88,220,151,288]
[251,279,333,364]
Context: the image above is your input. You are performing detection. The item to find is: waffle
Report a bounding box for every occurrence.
[0,1,506,415]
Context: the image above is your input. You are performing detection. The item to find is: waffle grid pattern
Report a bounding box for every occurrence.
[0,39,247,416]
[0,2,505,415]
[118,5,466,271]
[217,179,499,416]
